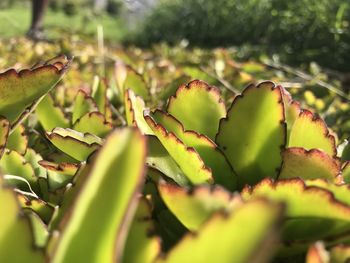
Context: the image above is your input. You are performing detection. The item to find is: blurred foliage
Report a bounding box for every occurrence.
[0,35,348,140]
[133,0,350,72]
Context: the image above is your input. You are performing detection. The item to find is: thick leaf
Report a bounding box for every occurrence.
[167,80,226,140]
[216,81,286,188]
[125,88,154,135]
[28,212,49,249]
[279,147,340,182]
[39,160,79,177]
[242,178,350,242]
[72,112,113,138]
[145,115,213,185]
[71,89,98,124]
[51,128,147,262]
[150,110,237,190]
[0,178,44,261]
[123,198,161,263]
[46,128,102,161]
[118,65,149,100]
[0,55,71,124]
[159,183,241,231]
[0,116,10,159]
[7,124,28,155]
[147,136,189,186]
[288,110,336,157]
[36,94,69,131]
[159,75,191,101]
[156,199,283,263]
[0,149,37,192]
[343,162,350,184]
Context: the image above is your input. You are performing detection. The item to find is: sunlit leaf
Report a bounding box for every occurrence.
[7,124,28,155]
[167,80,226,140]
[71,89,98,124]
[72,112,113,138]
[51,128,147,262]
[288,110,336,157]
[216,82,286,188]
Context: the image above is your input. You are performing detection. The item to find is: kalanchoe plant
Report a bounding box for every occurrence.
[2,56,350,263]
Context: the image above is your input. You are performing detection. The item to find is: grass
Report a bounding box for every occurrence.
[0,5,126,42]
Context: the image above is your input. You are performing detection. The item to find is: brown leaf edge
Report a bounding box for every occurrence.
[278,147,342,181]
[144,114,214,184]
[45,131,102,158]
[155,198,284,262]
[149,110,238,187]
[215,81,287,150]
[292,109,337,157]
[38,160,80,175]
[73,111,113,133]
[242,177,350,242]
[166,79,226,115]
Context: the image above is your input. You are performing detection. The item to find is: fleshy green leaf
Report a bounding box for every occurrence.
[7,124,28,155]
[0,177,44,261]
[71,89,98,124]
[92,76,112,122]
[72,112,113,138]
[156,199,283,263]
[146,135,189,186]
[27,212,49,249]
[0,55,71,124]
[46,128,102,161]
[123,198,161,263]
[279,147,340,182]
[288,110,336,157]
[24,149,47,179]
[150,110,236,190]
[167,80,226,140]
[159,183,241,231]
[242,178,350,243]
[120,66,149,100]
[125,88,154,135]
[216,82,286,188]
[145,115,213,185]
[36,94,69,131]
[51,128,147,263]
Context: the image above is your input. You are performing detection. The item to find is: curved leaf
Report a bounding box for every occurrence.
[216,81,286,188]
[46,128,102,161]
[280,86,300,142]
[156,199,283,263]
[242,178,350,243]
[0,55,71,124]
[279,147,341,182]
[167,80,226,140]
[151,110,236,190]
[288,110,336,157]
[145,115,213,185]
[159,183,241,231]
[51,128,147,263]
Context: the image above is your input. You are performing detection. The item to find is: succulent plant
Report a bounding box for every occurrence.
[1,55,350,263]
